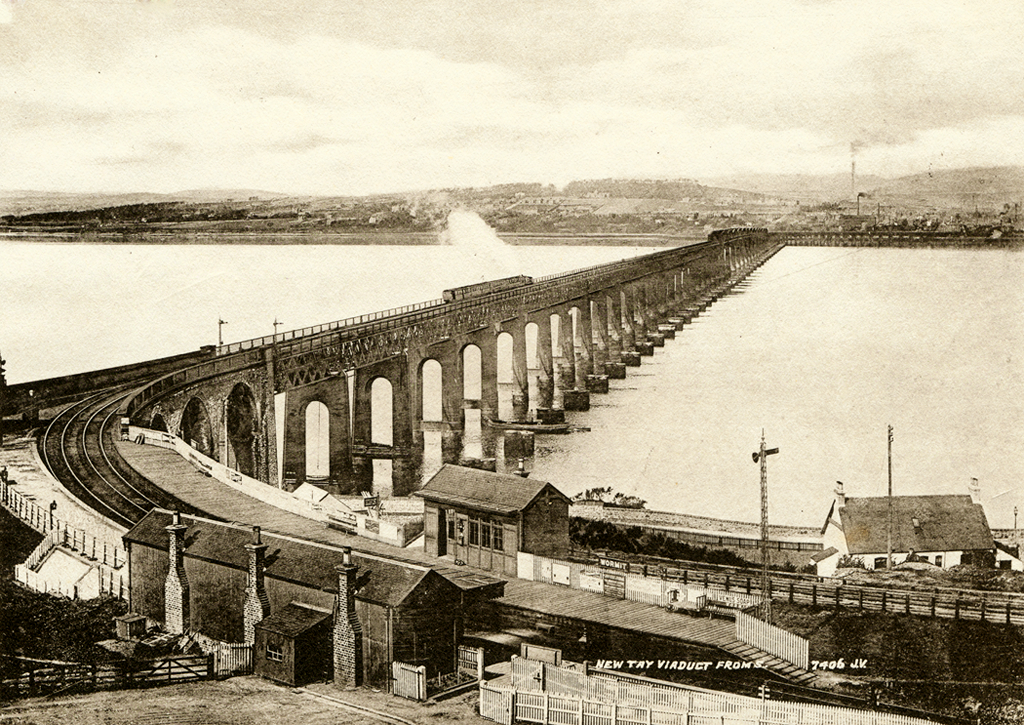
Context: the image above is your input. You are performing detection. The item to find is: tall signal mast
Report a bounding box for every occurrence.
[753,431,779,623]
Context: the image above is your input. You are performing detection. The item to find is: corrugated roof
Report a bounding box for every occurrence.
[414,464,570,515]
[256,603,331,638]
[123,510,453,607]
[839,495,993,555]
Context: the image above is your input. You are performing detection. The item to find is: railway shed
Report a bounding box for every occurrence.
[122,509,503,688]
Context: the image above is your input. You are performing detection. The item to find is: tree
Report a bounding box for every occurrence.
[571,487,646,509]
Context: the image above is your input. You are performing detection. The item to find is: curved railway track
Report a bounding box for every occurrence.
[40,389,200,528]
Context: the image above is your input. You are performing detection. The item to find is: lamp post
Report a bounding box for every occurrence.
[49,501,57,532]
[218,318,228,347]
[752,431,779,623]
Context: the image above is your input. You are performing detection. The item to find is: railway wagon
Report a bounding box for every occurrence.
[442,275,533,303]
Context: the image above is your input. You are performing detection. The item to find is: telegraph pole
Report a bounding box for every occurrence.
[887,425,894,570]
[753,431,779,623]
[218,318,228,347]
[0,350,6,447]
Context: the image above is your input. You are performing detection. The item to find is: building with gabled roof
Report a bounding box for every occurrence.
[122,509,503,688]
[815,481,997,576]
[415,465,571,575]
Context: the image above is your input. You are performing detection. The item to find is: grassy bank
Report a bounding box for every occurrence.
[773,602,1024,722]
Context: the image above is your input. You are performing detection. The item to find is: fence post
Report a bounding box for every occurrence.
[881,590,886,612]
[980,598,986,622]
[955,595,960,619]
[905,594,910,615]
[1007,601,1012,625]
[789,582,794,603]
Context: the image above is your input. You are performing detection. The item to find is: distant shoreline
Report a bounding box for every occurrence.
[0,228,699,246]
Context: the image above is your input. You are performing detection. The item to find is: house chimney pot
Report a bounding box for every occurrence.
[834,481,846,507]
[968,477,982,504]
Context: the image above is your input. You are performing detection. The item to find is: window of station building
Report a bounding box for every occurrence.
[481,522,491,549]
[266,644,284,662]
[447,514,455,542]
[492,524,503,551]
[469,520,480,546]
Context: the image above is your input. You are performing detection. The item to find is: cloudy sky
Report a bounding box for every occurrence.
[2,0,1023,196]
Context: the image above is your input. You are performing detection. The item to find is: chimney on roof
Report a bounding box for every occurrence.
[164,511,190,634]
[333,546,362,687]
[243,526,270,645]
[834,481,846,508]
[968,477,982,504]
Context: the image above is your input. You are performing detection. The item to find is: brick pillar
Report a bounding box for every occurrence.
[164,512,189,634]
[333,547,362,687]
[243,526,270,645]
[534,314,554,410]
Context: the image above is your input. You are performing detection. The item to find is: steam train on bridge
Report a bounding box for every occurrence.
[440,228,769,304]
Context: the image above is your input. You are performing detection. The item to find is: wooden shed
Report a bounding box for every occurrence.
[415,465,571,575]
[254,602,332,686]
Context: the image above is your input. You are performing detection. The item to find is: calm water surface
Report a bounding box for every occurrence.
[532,246,1024,528]
[2,240,1021,527]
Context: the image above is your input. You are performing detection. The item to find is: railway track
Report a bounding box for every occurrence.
[40,390,199,529]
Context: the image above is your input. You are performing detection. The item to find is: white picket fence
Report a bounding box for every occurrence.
[392,661,427,701]
[735,611,809,670]
[479,658,937,725]
[1,479,126,568]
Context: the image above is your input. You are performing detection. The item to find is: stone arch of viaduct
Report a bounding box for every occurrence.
[125,230,778,497]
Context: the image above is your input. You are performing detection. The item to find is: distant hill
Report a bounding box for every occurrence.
[704,173,886,202]
[707,167,1024,211]
[0,189,283,217]
[867,166,1024,210]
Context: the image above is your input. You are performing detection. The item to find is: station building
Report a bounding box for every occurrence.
[415,465,572,576]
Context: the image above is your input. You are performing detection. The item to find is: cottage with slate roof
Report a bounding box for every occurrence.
[815,481,997,576]
[415,464,571,575]
[122,509,492,688]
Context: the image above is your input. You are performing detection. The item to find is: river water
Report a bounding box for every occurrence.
[2,235,1021,528]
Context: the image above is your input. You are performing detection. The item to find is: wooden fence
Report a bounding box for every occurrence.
[735,611,809,670]
[481,657,937,725]
[391,661,427,701]
[1,478,126,568]
[570,550,1024,625]
[0,654,212,698]
[213,643,253,678]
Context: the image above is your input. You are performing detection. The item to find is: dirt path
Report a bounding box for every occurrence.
[0,676,490,725]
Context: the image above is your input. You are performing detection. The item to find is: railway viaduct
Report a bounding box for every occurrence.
[3,228,773,497]
[5,227,1016,499]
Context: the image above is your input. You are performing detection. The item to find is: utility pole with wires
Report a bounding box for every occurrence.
[752,431,779,623]
[887,425,894,570]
